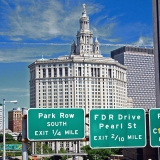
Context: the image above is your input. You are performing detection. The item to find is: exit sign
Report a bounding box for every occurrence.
[90,108,146,148]
[149,108,160,147]
[27,108,85,141]
[0,144,22,151]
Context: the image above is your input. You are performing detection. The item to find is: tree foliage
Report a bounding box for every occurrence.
[81,145,120,160]
[58,148,71,160]
[0,133,18,143]
[28,142,53,154]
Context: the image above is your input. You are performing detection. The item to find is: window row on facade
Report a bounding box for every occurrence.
[30,66,125,81]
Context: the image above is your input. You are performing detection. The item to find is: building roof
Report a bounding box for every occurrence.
[111,46,153,58]
[28,55,127,70]
[8,107,21,112]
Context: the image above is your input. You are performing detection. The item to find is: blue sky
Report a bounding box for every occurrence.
[0,0,153,127]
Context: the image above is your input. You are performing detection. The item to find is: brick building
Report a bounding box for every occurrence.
[8,108,22,133]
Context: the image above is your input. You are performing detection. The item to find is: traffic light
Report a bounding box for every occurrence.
[17,133,22,142]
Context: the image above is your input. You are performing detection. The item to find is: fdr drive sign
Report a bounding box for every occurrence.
[27,108,85,141]
[90,108,146,148]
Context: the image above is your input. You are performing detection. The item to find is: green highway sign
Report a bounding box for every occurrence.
[0,144,22,151]
[90,108,146,148]
[149,108,160,147]
[27,108,85,141]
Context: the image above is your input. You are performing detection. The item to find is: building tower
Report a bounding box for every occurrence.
[73,4,101,57]
[8,108,22,133]
[29,4,128,150]
[111,46,156,110]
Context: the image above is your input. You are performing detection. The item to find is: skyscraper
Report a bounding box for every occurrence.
[111,46,156,110]
[28,4,128,150]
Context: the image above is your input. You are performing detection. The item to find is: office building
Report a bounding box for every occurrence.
[28,4,128,150]
[111,46,156,110]
[8,108,22,133]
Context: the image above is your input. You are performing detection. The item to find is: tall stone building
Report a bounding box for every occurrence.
[8,108,22,133]
[111,46,156,110]
[28,4,128,150]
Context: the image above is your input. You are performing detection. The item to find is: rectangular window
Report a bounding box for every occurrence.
[43,69,46,78]
[108,69,112,78]
[98,68,100,77]
[78,67,81,76]
[48,68,51,77]
[65,67,68,76]
[91,68,93,77]
[59,68,62,77]
[54,68,57,77]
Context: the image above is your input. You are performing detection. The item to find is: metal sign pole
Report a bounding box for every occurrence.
[22,108,28,160]
[152,0,160,159]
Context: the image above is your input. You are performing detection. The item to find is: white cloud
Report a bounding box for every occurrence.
[17,93,30,97]
[93,24,114,38]
[0,0,101,40]
[0,88,29,98]
[0,0,117,42]
[0,87,29,107]
[0,88,28,92]
[0,42,117,62]
[0,42,71,62]
[9,37,22,41]
[0,0,153,63]
[132,36,153,47]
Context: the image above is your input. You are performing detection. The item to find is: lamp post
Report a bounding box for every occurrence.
[3,99,17,160]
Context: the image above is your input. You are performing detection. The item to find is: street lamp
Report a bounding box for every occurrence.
[3,99,17,160]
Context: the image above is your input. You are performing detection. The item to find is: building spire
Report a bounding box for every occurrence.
[70,4,101,57]
[82,4,87,17]
[95,37,98,43]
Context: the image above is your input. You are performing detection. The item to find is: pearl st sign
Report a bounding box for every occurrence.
[27,108,85,141]
[90,108,146,148]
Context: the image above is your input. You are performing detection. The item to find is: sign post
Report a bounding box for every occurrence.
[27,108,85,141]
[90,108,146,148]
[149,108,160,147]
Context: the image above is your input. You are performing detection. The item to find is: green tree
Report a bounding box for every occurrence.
[43,142,53,154]
[0,133,16,143]
[81,145,120,160]
[0,133,22,156]
[28,142,53,154]
[58,148,71,160]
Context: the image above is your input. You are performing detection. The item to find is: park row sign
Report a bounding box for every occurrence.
[27,108,159,148]
[27,108,85,141]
